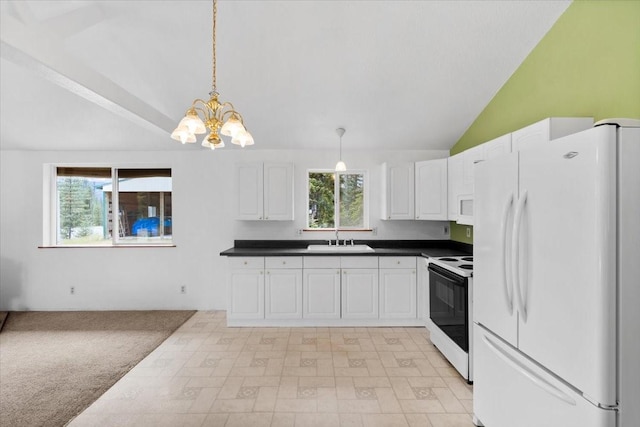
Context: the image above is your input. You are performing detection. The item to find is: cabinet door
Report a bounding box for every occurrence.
[303,269,341,319]
[511,119,550,152]
[228,269,264,319]
[379,268,417,319]
[264,163,294,220]
[265,269,302,319]
[342,268,379,319]
[382,163,414,220]
[447,154,463,221]
[483,134,512,160]
[461,145,484,197]
[237,163,264,220]
[415,159,448,220]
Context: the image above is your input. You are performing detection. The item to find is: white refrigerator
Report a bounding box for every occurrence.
[472,121,640,427]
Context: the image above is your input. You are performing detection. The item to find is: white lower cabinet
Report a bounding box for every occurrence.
[341,268,379,319]
[228,255,421,326]
[265,269,302,319]
[228,257,265,320]
[379,257,417,319]
[303,268,341,319]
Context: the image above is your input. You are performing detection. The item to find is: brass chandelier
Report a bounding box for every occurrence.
[171,0,254,149]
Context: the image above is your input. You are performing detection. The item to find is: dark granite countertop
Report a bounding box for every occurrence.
[220,240,471,258]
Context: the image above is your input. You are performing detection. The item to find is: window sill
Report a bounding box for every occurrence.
[302,229,374,232]
[38,244,176,249]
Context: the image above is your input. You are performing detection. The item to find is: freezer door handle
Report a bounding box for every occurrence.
[512,190,528,322]
[501,193,514,314]
[483,333,577,406]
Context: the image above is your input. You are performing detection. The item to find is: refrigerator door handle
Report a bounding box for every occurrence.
[501,193,514,314]
[512,190,528,322]
[483,333,577,406]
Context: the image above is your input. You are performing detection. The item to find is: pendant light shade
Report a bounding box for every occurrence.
[336,128,347,172]
[335,127,346,171]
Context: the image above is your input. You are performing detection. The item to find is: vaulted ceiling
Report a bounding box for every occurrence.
[0,0,571,151]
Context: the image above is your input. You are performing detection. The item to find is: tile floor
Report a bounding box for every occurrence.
[69,311,475,427]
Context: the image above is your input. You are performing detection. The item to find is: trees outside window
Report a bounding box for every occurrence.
[308,170,366,230]
[53,167,172,246]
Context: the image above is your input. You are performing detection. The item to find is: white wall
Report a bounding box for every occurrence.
[0,148,449,311]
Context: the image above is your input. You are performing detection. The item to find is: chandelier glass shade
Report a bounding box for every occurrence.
[171,0,253,150]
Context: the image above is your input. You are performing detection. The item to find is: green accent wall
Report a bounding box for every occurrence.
[450,0,640,244]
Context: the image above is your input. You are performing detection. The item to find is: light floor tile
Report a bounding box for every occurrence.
[69,311,477,427]
[428,413,476,427]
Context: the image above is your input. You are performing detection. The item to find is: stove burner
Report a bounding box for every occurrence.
[459,264,473,270]
[461,257,473,262]
[439,257,459,262]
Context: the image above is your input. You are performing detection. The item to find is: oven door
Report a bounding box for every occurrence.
[428,263,469,352]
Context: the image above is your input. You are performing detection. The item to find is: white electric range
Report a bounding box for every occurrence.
[426,255,474,382]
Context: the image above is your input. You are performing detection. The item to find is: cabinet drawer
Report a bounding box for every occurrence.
[340,256,378,269]
[265,256,303,269]
[229,257,265,269]
[379,256,416,269]
[303,256,341,269]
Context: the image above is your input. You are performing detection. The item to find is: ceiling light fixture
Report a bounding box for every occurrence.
[171,0,253,150]
[335,128,347,172]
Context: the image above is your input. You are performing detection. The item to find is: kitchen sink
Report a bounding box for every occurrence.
[306,244,375,253]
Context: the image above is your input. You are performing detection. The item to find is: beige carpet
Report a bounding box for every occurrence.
[0,310,195,427]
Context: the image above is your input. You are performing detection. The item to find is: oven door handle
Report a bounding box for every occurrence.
[428,265,466,287]
[501,193,514,315]
[512,190,527,322]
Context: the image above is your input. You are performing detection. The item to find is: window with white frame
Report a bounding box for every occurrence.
[47,166,172,246]
[307,170,367,230]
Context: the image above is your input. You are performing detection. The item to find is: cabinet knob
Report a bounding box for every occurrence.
[259,216,263,220]
[244,261,248,265]
[265,216,269,219]
[267,271,270,275]
[260,271,263,275]
[282,261,286,265]
[337,270,340,274]
[397,261,401,265]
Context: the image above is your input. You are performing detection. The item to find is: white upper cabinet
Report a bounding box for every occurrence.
[483,133,512,160]
[415,159,448,221]
[237,162,294,220]
[381,162,415,220]
[461,144,485,197]
[447,153,463,221]
[511,117,593,152]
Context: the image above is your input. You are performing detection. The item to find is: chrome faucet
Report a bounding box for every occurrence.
[335,229,340,244]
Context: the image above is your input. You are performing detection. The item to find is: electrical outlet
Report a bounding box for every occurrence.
[444,226,449,234]
[180,285,186,294]
[372,227,377,236]
[466,227,471,238]
[70,286,75,295]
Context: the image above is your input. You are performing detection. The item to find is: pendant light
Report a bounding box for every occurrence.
[335,128,346,171]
